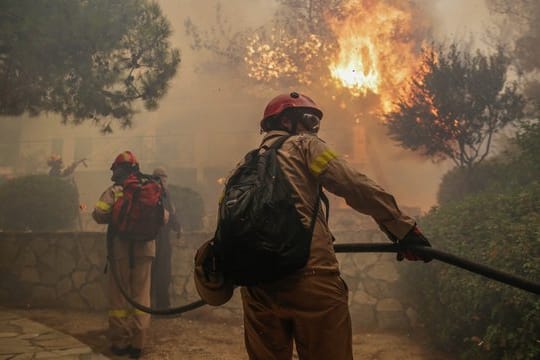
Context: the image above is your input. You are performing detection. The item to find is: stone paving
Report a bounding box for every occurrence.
[0,309,108,360]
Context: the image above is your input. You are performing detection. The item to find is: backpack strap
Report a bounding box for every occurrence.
[260,135,291,152]
[268,135,328,233]
[320,189,330,222]
[308,186,331,231]
[308,186,322,235]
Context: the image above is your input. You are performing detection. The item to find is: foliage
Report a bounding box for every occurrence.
[486,0,540,102]
[437,159,511,205]
[184,1,342,85]
[437,116,540,205]
[400,183,540,359]
[516,120,540,177]
[384,44,526,168]
[0,0,180,132]
[168,185,205,231]
[0,175,79,231]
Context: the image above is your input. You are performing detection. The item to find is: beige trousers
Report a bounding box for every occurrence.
[108,256,153,349]
[241,273,353,360]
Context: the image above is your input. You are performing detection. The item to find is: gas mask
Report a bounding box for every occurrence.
[111,165,134,184]
[299,113,321,134]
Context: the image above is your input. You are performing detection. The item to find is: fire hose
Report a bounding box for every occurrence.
[110,241,540,317]
[334,243,540,295]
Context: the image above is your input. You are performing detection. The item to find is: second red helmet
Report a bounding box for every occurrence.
[111,150,138,170]
[261,92,323,131]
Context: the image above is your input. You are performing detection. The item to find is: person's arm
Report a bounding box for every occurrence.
[304,136,432,261]
[61,158,86,177]
[305,136,415,239]
[92,185,119,224]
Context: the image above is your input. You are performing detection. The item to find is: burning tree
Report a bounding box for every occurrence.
[384,44,526,168]
[185,0,428,102]
[0,0,180,133]
[184,0,431,182]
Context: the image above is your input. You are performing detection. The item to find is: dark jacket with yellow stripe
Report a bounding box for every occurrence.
[260,130,415,272]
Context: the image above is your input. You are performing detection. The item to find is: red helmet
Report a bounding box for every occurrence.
[47,154,62,166]
[261,92,323,131]
[111,150,138,170]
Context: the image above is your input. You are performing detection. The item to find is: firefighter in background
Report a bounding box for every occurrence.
[151,167,181,309]
[92,151,168,359]
[47,154,87,179]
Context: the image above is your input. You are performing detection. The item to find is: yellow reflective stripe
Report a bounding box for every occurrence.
[95,200,111,212]
[133,308,146,316]
[309,149,337,176]
[113,191,123,201]
[108,309,130,318]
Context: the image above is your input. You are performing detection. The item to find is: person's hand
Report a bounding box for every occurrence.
[397,225,432,262]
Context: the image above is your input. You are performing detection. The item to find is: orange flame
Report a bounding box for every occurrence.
[328,1,425,111]
[244,32,323,85]
[242,1,427,113]
[329,36,380,95]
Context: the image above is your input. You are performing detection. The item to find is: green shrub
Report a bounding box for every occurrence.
[401,183,540,359]
[168,185,204,231]
[516,121,540,179]
[437,160,516,205]
[0,175,79,231]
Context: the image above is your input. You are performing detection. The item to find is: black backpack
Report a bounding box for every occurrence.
[213,135,324,286]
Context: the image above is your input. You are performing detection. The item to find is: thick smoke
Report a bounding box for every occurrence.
[2,0,521,228]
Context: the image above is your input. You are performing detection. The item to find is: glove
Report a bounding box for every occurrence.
[397,225,432,262]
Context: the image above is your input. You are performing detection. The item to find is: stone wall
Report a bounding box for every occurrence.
[0,232,109,310]
[0,230,416,331]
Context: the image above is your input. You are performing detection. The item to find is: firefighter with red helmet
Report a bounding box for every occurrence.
[202,92,432,359]
[92,151,168,359]
[47,154,87,179]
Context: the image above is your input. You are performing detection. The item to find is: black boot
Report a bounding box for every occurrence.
[110,345,131,356]
[128,347,142,359]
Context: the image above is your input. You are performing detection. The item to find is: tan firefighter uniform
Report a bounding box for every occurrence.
[240,130,416,360]
[92,184,156,350]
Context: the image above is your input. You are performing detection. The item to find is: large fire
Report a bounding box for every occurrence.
[243,0,426,113]
[329,35,380,96]
[328,1,424,111]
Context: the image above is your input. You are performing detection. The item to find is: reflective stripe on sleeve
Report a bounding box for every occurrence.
[108,309,130,318]
[95,200,111,212]
[113,191,123,201]
[309,149,338,176]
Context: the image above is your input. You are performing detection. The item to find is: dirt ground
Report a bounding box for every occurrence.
[13,307,455,360]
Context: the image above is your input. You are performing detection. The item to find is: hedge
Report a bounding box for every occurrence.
[400,183,540,359]
[0,175,79,231]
